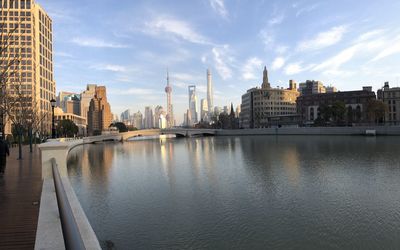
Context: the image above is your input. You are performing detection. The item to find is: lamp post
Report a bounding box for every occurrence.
[50,99,56,139]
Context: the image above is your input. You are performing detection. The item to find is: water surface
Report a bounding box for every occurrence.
[67,136,400,249]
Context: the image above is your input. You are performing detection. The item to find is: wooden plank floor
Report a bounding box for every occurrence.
[0,145,42,250]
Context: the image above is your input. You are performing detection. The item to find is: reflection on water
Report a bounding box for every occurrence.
[68,136,400,250]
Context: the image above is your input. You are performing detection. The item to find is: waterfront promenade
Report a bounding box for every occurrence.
[0,146,42,249]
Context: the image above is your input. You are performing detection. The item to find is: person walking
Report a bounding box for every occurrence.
[0,138,10,176]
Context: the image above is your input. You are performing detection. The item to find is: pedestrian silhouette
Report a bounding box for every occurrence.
[0,138,10,176]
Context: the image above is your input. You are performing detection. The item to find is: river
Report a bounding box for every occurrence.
[67,136,400,249]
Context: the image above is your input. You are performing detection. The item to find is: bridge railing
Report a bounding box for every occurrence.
[51,158,85,250]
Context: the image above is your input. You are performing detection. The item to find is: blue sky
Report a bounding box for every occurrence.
[40,0,400,123]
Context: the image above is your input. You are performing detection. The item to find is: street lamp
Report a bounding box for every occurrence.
[50,98,56,138]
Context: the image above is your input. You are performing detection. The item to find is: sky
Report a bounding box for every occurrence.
[38,0,400,124]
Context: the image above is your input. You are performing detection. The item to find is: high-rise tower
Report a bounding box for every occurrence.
[207,69,213,119]
[1,0,55,135]
[165,70,174,128]
[188,85,198,125]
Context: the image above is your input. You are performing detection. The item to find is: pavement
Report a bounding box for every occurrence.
[0,145,42,249]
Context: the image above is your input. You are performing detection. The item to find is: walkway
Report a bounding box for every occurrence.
[0,145,42,249]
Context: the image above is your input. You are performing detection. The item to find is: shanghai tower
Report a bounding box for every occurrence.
[207,68,213,119]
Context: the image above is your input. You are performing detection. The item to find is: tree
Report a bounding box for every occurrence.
[56,119,78,138]
[367,100,388,124]
[110,122,128,132]
[331,101,346,125]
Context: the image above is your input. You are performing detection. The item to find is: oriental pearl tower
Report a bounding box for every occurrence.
[165,70,174,128]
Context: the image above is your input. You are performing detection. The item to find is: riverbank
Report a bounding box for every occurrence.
[215,126,400,136]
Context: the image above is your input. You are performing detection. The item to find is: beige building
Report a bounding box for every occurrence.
[54,107,87,136]
[1,0,55,135]
[87,86,112,135]
[80,84,96,122]
[240,67,300,128]
[378,82,400,125]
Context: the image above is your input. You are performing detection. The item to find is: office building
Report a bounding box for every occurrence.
[297,86,376,125]
[54,107,87,136]
[240,66,300,128]
[299,80,326,96]
[80,84,97,123]
[154,105,165,128]
[87,86,112,135]
[207,69,213,119]
[120,109,131,125]
[144,106,154,129]
[1,0,55,135]
[200,99,208,122]
[57,91,80,115]
[133,111,143,129]
[377,82,400,125]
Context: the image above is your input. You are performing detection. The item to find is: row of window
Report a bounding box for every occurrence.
[40,66,53,81]
[256,112,295,116]
[0,11,31,16]
[0,0,32,9]
[254,101,295,106]
[39,11,52,32]
[39,33,52,51]
[255,106,296,111]
[40,78,53,91]
[384,92,400,98]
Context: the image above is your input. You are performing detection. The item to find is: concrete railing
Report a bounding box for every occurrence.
[215,126,400,136]
[35,134,121,250]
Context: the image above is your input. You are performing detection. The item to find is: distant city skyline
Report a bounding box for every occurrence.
[39,0,400,123]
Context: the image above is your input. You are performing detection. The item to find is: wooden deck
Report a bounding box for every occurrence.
[0,145,42,249]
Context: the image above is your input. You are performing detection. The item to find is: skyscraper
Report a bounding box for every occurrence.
[188,85,198,125]
[154,105,165,128]
[1,0,55,135]
[165,70,174,128]
[87,86,112,135]
[133,111,143,129]
[80,84,97,123]
[144,106,154,129]
[207,69,213,120]
[200,98,208,122]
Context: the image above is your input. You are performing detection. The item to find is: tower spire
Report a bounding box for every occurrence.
[262,65,270,89]
[165,68,174,128]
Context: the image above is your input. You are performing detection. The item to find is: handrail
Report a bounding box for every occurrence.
[51,159,85,250]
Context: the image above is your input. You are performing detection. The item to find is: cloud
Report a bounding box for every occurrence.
[356,29,385,42]
[371,36,400,62]
[259,29,275,48]
[90,64,127,72]
[54,51,73,58]
[276,45,288,54]
[143,16,211,45]
[71,37,127,48]
[268,13,285,26]
[297,25,347,51]
[295,3,320,17]
[171,73,203,84]
[212,45,233,80]
[242,57,263,80]
[313,31,390,72]
[284,62,315,75]
[272,57,285,70]
[109,88,155,96]
[209,0,228,19]
[312,45,358,72]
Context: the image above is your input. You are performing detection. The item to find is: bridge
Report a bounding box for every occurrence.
[120,128,216,141]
